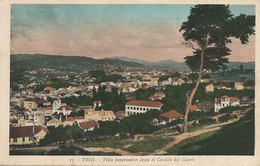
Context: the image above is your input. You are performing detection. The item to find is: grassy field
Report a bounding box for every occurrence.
[80,137,125,148]
[125,136,173,153]
[167,110,254,155]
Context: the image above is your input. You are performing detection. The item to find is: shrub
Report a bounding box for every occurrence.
[199,118,217,125]
[218,106,241,114]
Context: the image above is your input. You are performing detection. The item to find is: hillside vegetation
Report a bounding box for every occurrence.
[167,109,254,155]
[11,54,143,72]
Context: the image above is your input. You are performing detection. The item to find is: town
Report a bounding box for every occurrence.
[9,63,255,155]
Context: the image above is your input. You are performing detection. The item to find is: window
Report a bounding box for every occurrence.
[13,138,17,143]
[127,107,129,109]
[140,108,142,110]
[137,107,139,110]
[22,137,25,142]
[134,107,136,110]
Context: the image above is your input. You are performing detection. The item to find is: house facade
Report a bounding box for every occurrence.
[84,108,116,121]
[205,83,214,93]
[125,100,163,116]
[160,110,184,123]
[214,95,240,112]
[10,125,48,145]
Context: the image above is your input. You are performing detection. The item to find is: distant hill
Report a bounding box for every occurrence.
[225,62,255,70]
[115,56,255,72]
[115,56,190,72]
[11,54,144,72]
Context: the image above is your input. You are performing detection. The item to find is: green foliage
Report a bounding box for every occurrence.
[125,137,173,153]
[48,146,91,155]
[11,54,143,73]
[88,110,160,136]
[40,125,84,145]
[218,106,241,114]
[244,80,255,87]
[158,72,181,82]
[218,114,235,123]
[93,86,126,112]
[180,5,255,71]
[135,87,156,100]
[81,137,124,148]
[198,118,216,125]
[89,70,123,83]
[167,109,254,155]
[70,110,85,117]
[61,96,92,107]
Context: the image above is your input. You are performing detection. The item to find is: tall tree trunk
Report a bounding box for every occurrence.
[182,48,206,133]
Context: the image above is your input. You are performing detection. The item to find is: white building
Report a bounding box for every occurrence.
[125,100,163,116]
[88,84,99,91]
[214,95,240,112]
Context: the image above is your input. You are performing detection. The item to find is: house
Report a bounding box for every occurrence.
[125,100,163,116]
[172,78,185,86]
[93,101,102,109]
[154,91,166,98]
[39,107,53,116]
[63,116,85,126]
[205,83,214,93]
[44,86,54,91]
[214,95,240,112]
[52,99,61,110]
[160,110,184,123]
[88,84,99,91]
[57,105,73,115]
[234,82,244,90]
[78,120,99,132]
[47,118,61,127]
[23,98,38,110]
[148,95,162,101]
[216,84,232,90]
[10,125,48,145]
[189,105,201,112]
[115,110,126,119]
[84,108,116,121]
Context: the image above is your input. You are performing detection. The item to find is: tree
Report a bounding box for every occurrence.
[180,5,255,133]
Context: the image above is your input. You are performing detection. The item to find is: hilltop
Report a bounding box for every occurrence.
[11,54,144,73]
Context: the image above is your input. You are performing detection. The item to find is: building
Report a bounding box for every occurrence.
[63,116,85,126]
[57,105,73,115]
[78,120,99,132]
[189,105,201,112]
[125,100,163,116]
[46,118,61,127]
[160,110,184,123]
[172,78,185,86]
[88,84,99,91]
[10,125,48,145]
[84,108,116,121]
[205,83,214,93]
[23,98,38,110]
[234,82,244,90]
[115,110,126,119]
[214,95,240,112]
[148,95,162,101]
[93,101,102,109]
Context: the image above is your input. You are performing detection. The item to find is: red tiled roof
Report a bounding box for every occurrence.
[79,120,99,129]
[24,98,36,102]
[39,107,53,111]
[45,86,54,90]
[148,95,161,99]
[205,83,213,87]
[10,126,49,138]
[160,110,184,119]
[65,116,84,122]
[126,100,163,108]
[58,105,73,110]
[116,110,125,114]
[189,105,200,111]
[89,84,99,86]
[215,95,240,103]
[93,100,102,104]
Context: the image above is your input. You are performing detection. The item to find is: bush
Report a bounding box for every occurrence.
[199,118,217,125]
[218,106,241,114]
[218,114,237,123]
[48,146,91,155]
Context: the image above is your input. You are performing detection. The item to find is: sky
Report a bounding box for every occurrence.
[11,4,255,62]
